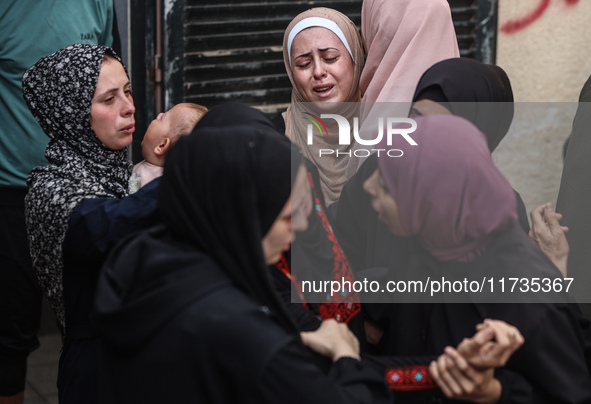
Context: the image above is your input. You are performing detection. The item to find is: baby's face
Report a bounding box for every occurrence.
[142,105,186,158]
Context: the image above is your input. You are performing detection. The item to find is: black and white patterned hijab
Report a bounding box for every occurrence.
[22,44,132,331]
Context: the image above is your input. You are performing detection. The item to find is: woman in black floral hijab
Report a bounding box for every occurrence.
[22,44,160,403]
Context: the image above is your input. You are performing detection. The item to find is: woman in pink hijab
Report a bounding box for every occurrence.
[349,0,460,177]
[360,0,460,104]
[367,115,517,262]
[364,114,591,403]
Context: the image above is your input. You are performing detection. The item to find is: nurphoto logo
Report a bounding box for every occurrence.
[303,113,417,158]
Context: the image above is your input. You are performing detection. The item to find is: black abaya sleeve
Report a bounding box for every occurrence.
[363,353,543,404]
[494,368,552,404]
[572,302,591,375]
[499,303,591,404]
[258,340,392,404]
[64,178,161,260]
[514,190,530,234]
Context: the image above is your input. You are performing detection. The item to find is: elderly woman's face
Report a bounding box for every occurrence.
[363,168,407,236]
[290,27,355,103]
[262,163,312,264]
[90,58,135,150]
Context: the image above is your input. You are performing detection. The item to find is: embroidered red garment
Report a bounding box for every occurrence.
[276,254,310,311]
[274,173,360,323]
[385,366,437,391]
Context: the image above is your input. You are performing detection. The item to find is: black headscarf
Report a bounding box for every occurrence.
[556,76,591,313]
[22,44,132,330]
[412,57,514,151]
[158,103,301,333]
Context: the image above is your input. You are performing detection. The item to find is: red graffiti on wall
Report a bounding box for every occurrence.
[501,0,579,34]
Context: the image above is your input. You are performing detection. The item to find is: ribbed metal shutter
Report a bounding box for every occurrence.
[165,0,497,114]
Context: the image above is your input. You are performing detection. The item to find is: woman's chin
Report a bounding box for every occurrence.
[309,99,347,114]
[265,253,282,265]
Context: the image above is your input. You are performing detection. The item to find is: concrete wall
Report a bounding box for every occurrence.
[493,0,591,217]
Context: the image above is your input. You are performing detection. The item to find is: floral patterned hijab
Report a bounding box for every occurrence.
[22,44,132,330]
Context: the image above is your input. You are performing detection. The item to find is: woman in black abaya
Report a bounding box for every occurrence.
[94,103,392,404]
[365,114,591,403]
[332,59,526,354]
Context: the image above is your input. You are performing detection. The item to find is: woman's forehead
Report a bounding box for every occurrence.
[292,26,345,52]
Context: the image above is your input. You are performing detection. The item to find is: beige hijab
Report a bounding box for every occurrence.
[282,7,364,205]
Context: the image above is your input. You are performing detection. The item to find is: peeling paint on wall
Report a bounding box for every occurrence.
[164,0,184,110]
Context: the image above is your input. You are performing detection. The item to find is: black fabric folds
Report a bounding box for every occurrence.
[412,57,514,152]
[158,103,299,333]
[94,104,396,403]
[557,75,591,318]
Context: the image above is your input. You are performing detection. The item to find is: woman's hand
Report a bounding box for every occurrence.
[429,320,524,403]
[430,346,501,404]
[529,203,569,277]
[301,319,361,361]
[458,319,524,369]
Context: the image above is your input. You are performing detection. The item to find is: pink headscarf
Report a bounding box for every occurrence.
[377,115,517,262]
[360,0,460,104]
[347,0,460,179]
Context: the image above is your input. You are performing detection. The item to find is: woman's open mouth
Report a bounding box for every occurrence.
[313,84,334,98]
